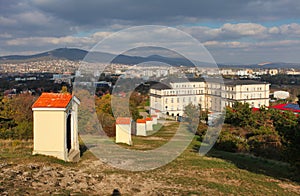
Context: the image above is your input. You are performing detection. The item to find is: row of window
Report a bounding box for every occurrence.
[174,84,202,88]
[208,85,265,91]
[225,101,263,107]
[164,89,204,95]
[223,93,263,99]
[165,96,203,104]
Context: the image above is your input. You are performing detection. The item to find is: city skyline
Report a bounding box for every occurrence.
[1,1,300,64]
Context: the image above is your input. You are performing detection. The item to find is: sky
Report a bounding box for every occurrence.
[1,0,300,64]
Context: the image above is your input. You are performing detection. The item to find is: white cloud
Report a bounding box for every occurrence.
[203,41,249,48]
[0,16,17,26]
[6,36,95,47]
[279,23,300,36]
[0,33,12,38]
[268,26,280,34]
[91,32,113,39]
[221,23,267,37]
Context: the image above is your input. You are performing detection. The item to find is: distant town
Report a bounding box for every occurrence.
[1,53,300,106]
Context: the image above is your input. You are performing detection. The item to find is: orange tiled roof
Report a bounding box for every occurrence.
[136,119,146,123]
[32,93,72,108]
[116,117,131,124]
[151,115,158,117]
[145,117,152,121]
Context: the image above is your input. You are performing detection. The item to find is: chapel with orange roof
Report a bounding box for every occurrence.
[32,93,80,162]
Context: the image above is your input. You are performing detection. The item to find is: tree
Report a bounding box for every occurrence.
[95,94,112,115]
[248,131,282,160]
[0,93,36,139]
[225,102,254,127]
[95,94,116,136]
[60,86,68,93]
[184,103,199,132]
[216,129,248,153]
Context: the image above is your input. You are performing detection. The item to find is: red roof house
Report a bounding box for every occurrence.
[32,93,73,108]
[116,117,131,124]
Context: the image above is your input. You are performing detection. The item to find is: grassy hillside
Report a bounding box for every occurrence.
[0,122,299,195]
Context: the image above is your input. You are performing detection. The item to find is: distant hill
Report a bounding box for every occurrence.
[1,48,300,68]
[0,48,196,66]
[0,48,88,62]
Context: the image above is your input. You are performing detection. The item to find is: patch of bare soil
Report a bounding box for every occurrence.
[0,158,216,195]
[278,182,300,194]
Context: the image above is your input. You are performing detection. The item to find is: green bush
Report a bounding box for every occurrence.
[196,122,207,141]
[248,133,282,160]
[215,130,248,153]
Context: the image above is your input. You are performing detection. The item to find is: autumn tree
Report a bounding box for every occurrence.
[0,93,36,139]
[60,86,68,93]
[95,94,116,136]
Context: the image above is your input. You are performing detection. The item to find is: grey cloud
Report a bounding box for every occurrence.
[31,0,300,27]
[1,0,300,63]
[2,0,300,39]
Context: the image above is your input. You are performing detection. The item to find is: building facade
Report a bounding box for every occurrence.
[150,78,206,116]
[150,78,270,116]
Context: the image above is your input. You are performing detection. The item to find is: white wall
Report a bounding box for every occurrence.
[116,124,132,145]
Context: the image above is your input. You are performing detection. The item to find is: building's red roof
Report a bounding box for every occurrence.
[116,117,131,124]
[32,93,72,108]
[271,103,300,113]
[155,110,160,112]
[151,115,158,117]
[252,108,260,112]
[136,119,146,123]
[145,117,152,121]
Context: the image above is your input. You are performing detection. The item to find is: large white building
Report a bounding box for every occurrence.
[150,78,206,116]
[150,78,270,116]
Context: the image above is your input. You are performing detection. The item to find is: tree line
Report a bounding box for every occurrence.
[185,101,300,169]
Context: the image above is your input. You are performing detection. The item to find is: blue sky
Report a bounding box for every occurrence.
[1,0,300,64]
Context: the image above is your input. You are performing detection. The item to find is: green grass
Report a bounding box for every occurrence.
[127,122,179,150]
[0,123,299,195]
[0,139,33,159]
[137,108,146,112]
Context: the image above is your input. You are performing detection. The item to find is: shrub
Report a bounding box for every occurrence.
[215,130,248,153]
[248,133,282,160]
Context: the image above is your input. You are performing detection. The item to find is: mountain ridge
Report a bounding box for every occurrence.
[1,48,300,68]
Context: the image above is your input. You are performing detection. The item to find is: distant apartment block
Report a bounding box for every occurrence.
[150,78,270,116]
